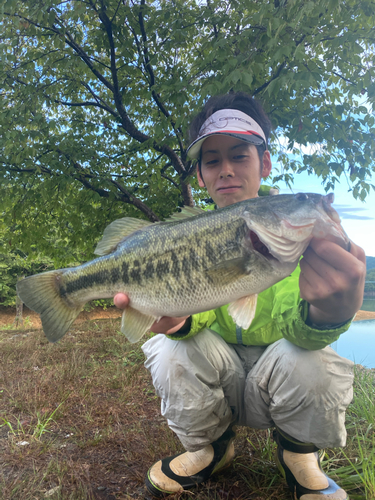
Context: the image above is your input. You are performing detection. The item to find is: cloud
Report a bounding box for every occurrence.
[335,205,374,220]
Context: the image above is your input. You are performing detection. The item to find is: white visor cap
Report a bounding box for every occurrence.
[187,109,267,159]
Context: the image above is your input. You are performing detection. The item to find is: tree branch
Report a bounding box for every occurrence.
[137,0,184,149]
[253,60,287,95]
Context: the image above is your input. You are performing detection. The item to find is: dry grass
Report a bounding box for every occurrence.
[0,316,372,500]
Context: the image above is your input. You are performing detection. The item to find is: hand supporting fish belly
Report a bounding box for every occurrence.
[17,193,350,344]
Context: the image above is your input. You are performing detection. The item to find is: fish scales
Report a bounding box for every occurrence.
[17,193,350,343]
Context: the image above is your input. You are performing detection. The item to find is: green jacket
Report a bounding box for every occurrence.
[169,186,352,350]
[170,265,351,350]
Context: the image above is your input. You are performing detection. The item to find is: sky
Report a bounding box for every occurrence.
[272,169,375,258]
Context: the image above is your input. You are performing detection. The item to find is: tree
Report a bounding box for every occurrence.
[1,0,374,263]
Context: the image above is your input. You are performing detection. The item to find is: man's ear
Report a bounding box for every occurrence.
[261,151,272,178]
[197,163,205,187]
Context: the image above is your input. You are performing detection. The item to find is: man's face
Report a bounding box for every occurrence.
[197,135,272,208]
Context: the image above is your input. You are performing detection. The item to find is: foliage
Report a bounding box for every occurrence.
[366,256,375,271]
[0,0,375,262]
[0,238,54,306]
[365,268,375,293]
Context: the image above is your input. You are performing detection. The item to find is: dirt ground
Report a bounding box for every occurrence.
[1,305,374,330]
[0,305,122,329]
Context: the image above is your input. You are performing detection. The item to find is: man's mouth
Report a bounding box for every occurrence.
[217,186,241,193]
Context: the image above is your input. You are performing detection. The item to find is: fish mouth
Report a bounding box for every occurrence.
[320,193,350,250]
[247,221,315,264]
[322,193,341,225]
[249,231,276,260]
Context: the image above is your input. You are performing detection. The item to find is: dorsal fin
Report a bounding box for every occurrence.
[164,206,205,223]
[94,217,152,256]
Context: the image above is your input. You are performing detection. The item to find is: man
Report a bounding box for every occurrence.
[114,92,366,499]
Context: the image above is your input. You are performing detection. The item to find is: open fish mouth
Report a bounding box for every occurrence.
[247,217,315,263]
[249,231,276,260]
[247,192,350,262]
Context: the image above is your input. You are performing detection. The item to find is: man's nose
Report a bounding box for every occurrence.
[219,159,235,178]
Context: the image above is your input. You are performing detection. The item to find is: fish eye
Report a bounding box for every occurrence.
[296,193,308,201]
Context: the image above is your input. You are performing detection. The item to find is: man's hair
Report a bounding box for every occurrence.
[189,92,272,168]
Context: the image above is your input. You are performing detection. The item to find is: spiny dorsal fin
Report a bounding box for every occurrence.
[164,206,205,223]
[94,217,153,256]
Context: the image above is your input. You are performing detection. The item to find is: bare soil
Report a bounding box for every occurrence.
[0,305,122,329]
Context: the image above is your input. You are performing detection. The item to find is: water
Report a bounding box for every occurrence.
[361,297,375,312]
[331,319,375,368]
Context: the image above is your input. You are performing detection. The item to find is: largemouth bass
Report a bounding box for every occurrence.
[17,193,349,344]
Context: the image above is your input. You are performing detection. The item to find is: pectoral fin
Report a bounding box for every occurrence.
[205,258,248,286]
[121,307,156,343]
[228,294,258,329]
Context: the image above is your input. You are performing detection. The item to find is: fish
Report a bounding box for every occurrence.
[17,192,349,344]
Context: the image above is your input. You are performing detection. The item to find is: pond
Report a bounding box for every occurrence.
[361,297,375,312]
[331,319,375,369]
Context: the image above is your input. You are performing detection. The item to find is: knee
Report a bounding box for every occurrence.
[272,340,354,403]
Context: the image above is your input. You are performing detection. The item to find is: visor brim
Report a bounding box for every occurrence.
[187,131,265,159]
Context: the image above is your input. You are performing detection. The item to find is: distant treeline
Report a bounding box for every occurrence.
[366,256,375,271]
[365,257,375,293]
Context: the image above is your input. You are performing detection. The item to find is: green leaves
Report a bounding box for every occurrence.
[0,0,374,263]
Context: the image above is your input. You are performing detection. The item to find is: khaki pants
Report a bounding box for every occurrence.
[142,329,354,452]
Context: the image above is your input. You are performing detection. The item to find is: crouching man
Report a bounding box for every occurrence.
[115,92,366,499]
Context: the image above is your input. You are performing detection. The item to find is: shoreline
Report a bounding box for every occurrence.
[353,310,375,321]
[1,305,375,330]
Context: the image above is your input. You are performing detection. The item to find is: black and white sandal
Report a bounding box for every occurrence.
[274,429,348,500]
[145,426,236,498]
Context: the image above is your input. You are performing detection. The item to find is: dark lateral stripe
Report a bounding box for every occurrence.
[170,251,180,278]
[65,268,115,294]
[122,262,129,283]
[189,248,201,271]
[205,241,216,264]
[156,260,170,279]
[143,260,155,279]
[130,263,142,284]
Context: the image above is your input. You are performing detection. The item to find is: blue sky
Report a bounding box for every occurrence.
[274,170,375,257]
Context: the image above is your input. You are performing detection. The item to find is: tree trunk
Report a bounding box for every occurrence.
[13,276,24,328]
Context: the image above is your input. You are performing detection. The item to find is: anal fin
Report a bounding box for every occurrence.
[121,307,156,343]
[228,294,258,329]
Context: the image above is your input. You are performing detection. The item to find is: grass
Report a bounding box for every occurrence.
[0,315,374,500]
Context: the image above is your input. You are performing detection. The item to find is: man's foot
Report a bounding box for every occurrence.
[145,427,236,497]
[274,430,348,499]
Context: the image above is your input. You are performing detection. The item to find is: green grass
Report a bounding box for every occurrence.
[0,316,374,499]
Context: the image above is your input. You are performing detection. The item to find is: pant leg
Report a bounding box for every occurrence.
[243,339,354,449]
[142,329,247,452]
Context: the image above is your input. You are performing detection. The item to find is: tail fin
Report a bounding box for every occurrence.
[16,271,82,343]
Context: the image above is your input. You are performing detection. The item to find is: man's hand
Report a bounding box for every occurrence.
[113,293,190,335]
[300,238,366,327]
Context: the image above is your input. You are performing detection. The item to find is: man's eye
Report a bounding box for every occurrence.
[205,159,218,166]
[234,154,248,160]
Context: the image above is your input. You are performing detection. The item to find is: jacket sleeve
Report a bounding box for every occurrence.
[269,266,353,350]
[276,299,352,350]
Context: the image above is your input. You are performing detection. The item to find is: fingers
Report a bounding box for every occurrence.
[151,316,190,335]
[113,293,189,335]
[113,293,130,310]
[306,238,366,272]
[300,238,366,325]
